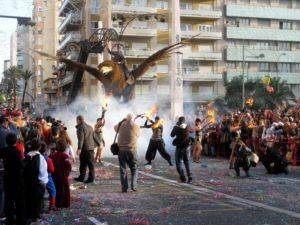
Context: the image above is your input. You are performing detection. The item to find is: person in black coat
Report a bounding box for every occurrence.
[171,117,192,183]
[0,133,25,225]
[260,143,288,175]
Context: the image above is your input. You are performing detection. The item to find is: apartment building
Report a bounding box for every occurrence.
[57,0,102,105]
[224,0,300,98]
[10,32,17,67]
[54,0,223,115]
[32,0,59,107]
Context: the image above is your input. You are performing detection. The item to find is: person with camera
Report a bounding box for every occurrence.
[74,115,97,184]
[114,114,140,193]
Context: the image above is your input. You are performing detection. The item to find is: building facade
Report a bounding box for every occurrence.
[10,32,17,67]
[224,0,300,98]
[32,0,59,108]
[48,0,300,113]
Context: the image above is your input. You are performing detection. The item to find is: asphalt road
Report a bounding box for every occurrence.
[42,156,300,225]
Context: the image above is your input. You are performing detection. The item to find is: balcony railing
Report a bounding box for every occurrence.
[182,51,222,61]
[226,27,300,42]
[181,28,222,40]
[59,0,84,17]
[183,94,219,102]
[181,8,222,19]
[226,71,300,84]
[115,27,156,37]
[124,49,153,58]
[112,4,156,14]
[183,72,223,81]
[58,11,82,34]
[226,46,300,63]
[59,32,82,50]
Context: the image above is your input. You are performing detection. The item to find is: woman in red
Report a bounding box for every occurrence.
[51,139,72,208]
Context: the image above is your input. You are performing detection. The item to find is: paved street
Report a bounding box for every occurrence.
[42,156,300,225]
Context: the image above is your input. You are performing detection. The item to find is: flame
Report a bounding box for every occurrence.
[152,119,165,129]
[145,105,158,119]
[207,109,216,124]
[101,96,111,110]
[246,97,254,106]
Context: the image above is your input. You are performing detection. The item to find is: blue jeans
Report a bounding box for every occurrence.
[118,150,138,191]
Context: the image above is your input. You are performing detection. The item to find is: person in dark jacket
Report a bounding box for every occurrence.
[233,140,253,177]
[143,116,172,166]
[171,116,192,183]
[0,133,25,225]
[23,139,48,222]
[260,142,288,175]
[74,115,97,183]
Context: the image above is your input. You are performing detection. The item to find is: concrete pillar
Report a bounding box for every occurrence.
[100,0,112,61]
[169,0,183,119]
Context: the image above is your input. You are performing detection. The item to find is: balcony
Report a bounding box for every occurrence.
[226,27,300,42]
[226,47,300,63]
[124,49,153,58]
[183,72,223,81]
[59,0,84,17]
[226,4,300,21]
[182,51,222,61]
[58,12,82,34]
[181,8,222,19]
[181,29,222,40]
[184,94,219,102]
[58,72,73,87]
[115,27,156,37]
[112,4,156,14]
[59,32,82,50]
[226,71,300,84]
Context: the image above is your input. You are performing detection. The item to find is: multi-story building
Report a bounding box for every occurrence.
[10,32,17,67]
[3,60,11,71]
[57,0,223,116]
[224,0,300,98]
[57,0,102,105]
[32,0,59,108]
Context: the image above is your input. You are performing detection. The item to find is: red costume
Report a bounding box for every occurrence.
[51,151,71,208]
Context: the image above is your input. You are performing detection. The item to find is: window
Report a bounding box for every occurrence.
[240,0,250,3]
[227,62,236,69]
[258,63,270,72]
[227,41,235,46]
[181,24,192,31]
[279,21,292,30]
[132,0,147,7]
[279,0,292,8]
[278,63,291,72]
[199,25,213,32]
[37,6,43,12]
[180,3,192,10]
[257,41,269,50]
[278,42,291,51]
[257,19,271,28]
[38,30,43,34]
[156,1,168,10]
[238,18,250,26]
[91,21,99,29]
[292,64,300,73]
[257,0,270,4]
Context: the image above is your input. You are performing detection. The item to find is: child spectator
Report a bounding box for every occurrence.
[52,139,72,208]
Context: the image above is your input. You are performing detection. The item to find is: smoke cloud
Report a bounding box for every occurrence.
[51,93,177,159]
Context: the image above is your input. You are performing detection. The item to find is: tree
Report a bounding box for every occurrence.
[2,66,21,107]
[224,76,295,110]
[20,70,34,107]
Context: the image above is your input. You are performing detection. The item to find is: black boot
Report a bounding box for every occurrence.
[168,160,173,166]
[74,176,84,182]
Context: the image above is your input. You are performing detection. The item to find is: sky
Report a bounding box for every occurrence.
[0,0,33,76]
